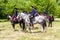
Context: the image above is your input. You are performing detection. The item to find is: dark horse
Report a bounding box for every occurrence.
[7,14,25,31]
[41,14,54,27]
[47,15,54,27]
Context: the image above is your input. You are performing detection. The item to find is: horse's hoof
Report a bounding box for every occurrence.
[13,30,15,32]
[43,31,46,33]
[40,30,46,33]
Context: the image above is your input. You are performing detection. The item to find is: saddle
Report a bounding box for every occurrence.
[11,16,17,22]
[29,15,35,23]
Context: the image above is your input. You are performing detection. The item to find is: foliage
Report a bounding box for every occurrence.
[0,0,60,18]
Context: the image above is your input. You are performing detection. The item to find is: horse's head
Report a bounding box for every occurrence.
[17,12,28,19]
[17,12,30,23]
[7,14,12,20]
[17,13,23,22]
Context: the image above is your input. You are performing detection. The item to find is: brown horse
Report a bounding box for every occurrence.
[7,14,25,31]
[40,14,54,27]
[47,15,54,27]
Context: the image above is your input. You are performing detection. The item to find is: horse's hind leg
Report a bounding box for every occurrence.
[50,21,52,27]
[28,24,31,33]
[22,20,25,31]
[43,20,47,32]
[40,21,46,32]
[40,24,44,32]
[19,21,22,28]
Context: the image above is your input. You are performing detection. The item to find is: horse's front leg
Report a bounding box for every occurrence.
[48,21,50,27]
[19,19,25,32]
[30,23,34,30]
[12,23,15,31]
[11,21,15,31]
[48,21,52,27]
[19,21,23,29]
[50,21,52,27]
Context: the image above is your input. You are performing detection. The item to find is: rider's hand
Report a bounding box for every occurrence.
[31,16,33,18]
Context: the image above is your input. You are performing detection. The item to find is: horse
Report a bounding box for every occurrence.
[7,14,25,31]
[17,12,47,33]
[47,15,54,27]
[40,14,54,27]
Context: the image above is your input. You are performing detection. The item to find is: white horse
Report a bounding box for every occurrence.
[17,12,47,32]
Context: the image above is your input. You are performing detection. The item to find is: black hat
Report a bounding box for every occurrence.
[14,7,17,9]
[31,5,34,8]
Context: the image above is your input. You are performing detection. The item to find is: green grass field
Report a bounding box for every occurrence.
[0,19,60,40]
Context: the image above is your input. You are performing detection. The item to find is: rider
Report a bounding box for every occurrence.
[30,5,36,28]
[30,5,36,20]
[42,7,47,16]
[12,7,18,22]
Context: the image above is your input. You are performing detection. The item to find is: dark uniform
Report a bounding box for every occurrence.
[42,8,47,16]
[12,8,18,22]
[43,9,46,14]
[30,8,36,17]
[30,7,36,23]
[30,6,36,28]
[13,8,18,17]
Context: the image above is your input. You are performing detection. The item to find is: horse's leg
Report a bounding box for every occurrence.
[22,20,25,31]
[30,19,34,29]
[19,19,25,32]
[28,23,31,33]
[40,23,44,32]
[50,21,52,27]
[31,23,34,28]
[48,21,50,27]
[48,21,52,27]
[11,21,15,31]
[40,21,46,32]
[12,23,15,31]
[19,20,24,31]
[43,21,46,32]
[19,21,22,28]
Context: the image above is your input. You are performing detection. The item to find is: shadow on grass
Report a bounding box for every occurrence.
[31,31,42,33]
[26,30,46,33]
[54,20,60,22]
[0,29,19,32]
[32,27,39,30]
[14,30,18,31]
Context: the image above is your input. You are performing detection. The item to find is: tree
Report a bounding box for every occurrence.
[0,0,60,18]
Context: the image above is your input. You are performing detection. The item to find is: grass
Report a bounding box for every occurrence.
[0,19,60,40]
